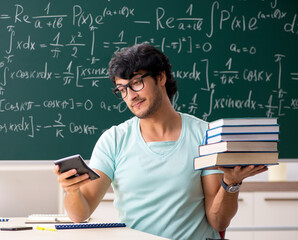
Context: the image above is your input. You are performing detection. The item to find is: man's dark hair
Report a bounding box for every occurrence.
[108,43,177,101]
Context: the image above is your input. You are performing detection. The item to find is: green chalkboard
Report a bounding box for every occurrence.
[0,0,297,160]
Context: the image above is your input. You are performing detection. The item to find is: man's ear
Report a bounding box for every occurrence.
[158,71,167,86]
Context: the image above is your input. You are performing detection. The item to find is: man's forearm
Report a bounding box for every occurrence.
[207,186,239,231]
[64,189,92,223]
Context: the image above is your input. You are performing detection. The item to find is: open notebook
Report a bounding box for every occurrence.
[25,214,90,223]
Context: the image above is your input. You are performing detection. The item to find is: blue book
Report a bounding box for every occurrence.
[206,133,279,144]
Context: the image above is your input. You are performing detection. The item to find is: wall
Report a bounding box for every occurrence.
[0,161,297,217]
[0,161,59,217]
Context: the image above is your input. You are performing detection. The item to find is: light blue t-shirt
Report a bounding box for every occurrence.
[89,113,222,240]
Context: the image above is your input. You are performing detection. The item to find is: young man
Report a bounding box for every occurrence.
[54,43,267,240]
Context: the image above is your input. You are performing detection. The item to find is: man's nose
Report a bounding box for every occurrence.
[126,87,138,99]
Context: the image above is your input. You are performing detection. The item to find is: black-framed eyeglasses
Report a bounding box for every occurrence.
[112,72,151,99]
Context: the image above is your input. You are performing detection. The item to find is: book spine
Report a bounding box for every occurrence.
[55,223,126,229]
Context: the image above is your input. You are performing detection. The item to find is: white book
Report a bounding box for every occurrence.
[194,152,279,170]
[26,214,90,223]
[199,141,278,156]
[208,118,278,129]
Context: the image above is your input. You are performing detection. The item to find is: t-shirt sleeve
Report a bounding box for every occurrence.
[199,120,224,176]
[201,169,224,176]
[89,127,117,181]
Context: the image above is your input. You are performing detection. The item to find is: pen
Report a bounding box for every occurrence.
[1,227,32,231]
[36,226,57,231]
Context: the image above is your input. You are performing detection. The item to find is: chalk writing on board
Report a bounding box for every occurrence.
[0,0,297,159]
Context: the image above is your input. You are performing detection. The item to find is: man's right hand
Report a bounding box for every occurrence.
[53,165,110,223]
[53,165,91,194]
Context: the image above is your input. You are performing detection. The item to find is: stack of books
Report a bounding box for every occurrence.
[194,118,279,170]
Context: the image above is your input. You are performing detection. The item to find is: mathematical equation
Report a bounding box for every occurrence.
[0,114,99,138]
[0,0,297,159]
